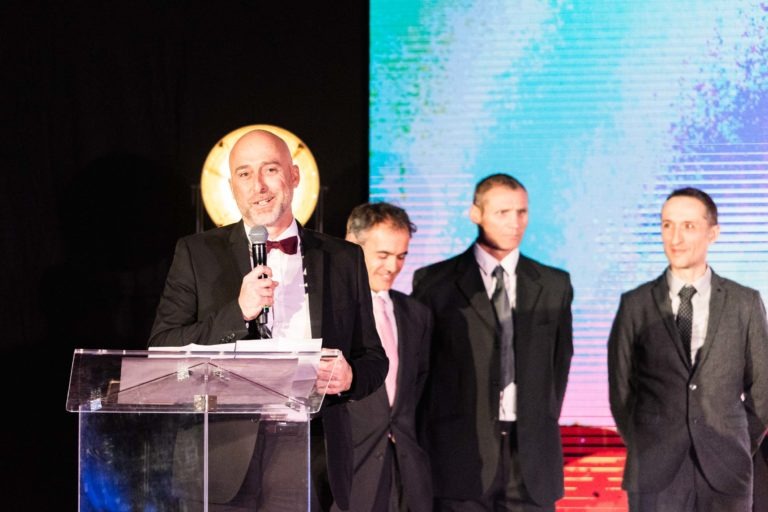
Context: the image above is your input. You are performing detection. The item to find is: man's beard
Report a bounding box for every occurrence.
[244,200,289,227]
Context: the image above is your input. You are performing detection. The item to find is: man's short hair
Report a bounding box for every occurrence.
[473,173,526,206]
[346,202,416,240]
[666,187,719,225]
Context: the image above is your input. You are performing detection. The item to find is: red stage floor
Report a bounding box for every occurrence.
[558,426,628,511]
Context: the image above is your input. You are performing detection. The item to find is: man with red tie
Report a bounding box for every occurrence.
[338,202,434,511]
[149,129,387,511]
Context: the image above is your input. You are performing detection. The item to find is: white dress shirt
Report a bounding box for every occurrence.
[474,244,519,421]
[243,219,311,339]
[667,266,712,364]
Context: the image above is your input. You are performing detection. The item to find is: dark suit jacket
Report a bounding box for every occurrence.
[338,290,433,511]
[149,221,388,509]
[608,270,768,495]
[412,248,573,505]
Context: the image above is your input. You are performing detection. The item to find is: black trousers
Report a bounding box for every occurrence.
[628,447,752,512]
[435,422,554,512]
[372,438,406,512]
[178,421,317,512]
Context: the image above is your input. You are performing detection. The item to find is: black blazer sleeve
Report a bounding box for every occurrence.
[341,242,389,400]
[607,293,634,440]
[148,234,248,347]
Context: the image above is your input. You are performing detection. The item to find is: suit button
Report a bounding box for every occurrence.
[689,384,697,391]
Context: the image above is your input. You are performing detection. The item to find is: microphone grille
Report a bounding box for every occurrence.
[248,225,268,244]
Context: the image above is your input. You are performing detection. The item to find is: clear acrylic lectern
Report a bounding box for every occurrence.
[66,346,337,511]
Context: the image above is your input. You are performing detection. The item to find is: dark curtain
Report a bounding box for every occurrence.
[1,1,368,508]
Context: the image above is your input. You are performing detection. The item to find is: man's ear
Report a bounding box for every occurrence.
[291,164,301,187]
[469,203,482,225]
[708,224,720,243]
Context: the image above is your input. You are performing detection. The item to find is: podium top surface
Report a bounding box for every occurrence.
[66,346,339,416]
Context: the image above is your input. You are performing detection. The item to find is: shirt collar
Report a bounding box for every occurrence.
[666,265,712,297]
[473,243,519,278]
[372,289,392,303]
[273,219,299,242]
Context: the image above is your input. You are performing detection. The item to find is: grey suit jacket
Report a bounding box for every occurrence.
[149,221,388,508]
[608,270,768,495]
[338,290,433,511]
[412,248,573,505]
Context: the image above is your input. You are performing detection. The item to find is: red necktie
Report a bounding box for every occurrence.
[373,295,398,406]
[266,236,298,255]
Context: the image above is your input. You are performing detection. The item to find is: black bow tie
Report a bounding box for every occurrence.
[266,236,298,255]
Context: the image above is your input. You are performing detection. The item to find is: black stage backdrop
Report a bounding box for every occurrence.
[1,2,368,508]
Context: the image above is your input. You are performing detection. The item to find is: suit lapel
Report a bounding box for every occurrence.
[651,273,691,369]
[298,226,324,338]
[455,249,496,331]
[515,256,543,344]
[229,221,252,278]
[693,272,726,371]
[455,249,497,427]
[390,292,414,411]
[390,293,404,410]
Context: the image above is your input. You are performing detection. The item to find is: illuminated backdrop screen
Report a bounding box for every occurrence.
[369,1,768,426]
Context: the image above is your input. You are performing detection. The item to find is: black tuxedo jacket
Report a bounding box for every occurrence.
[608,270,768,495]
[149,221,388,509]
[412,248,573,505]
[338,290,433,511]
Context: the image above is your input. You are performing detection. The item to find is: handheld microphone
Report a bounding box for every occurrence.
[248,225,269,322]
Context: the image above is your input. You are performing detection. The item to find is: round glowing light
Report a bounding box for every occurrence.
[201,124,320,226]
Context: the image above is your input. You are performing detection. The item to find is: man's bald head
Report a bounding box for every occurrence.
[228,129,301,236]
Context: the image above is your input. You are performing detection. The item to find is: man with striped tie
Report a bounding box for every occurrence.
[608,187,768,511]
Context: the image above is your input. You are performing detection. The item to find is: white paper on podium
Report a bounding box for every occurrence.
[236,338,322,353]
[117,339,324,406]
